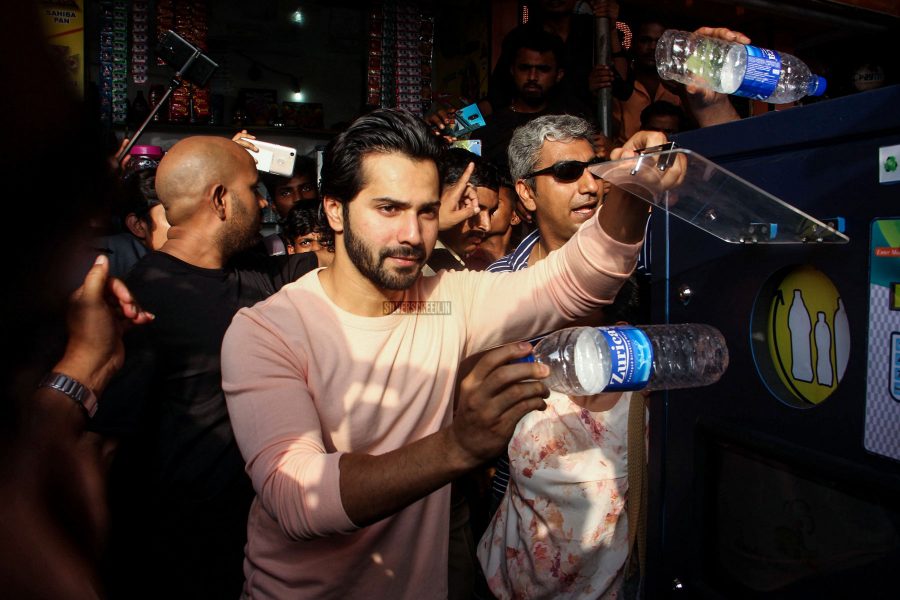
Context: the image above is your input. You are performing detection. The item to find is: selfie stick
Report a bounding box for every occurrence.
[115,48,203,163]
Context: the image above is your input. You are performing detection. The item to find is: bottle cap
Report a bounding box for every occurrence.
[809,76,827,97]
[129,144,164,159]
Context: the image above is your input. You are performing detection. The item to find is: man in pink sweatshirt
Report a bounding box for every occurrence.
[221,108,674,599]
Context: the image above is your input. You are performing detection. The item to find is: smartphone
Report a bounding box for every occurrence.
[450,139,482,156]
[155,30,218,86]
[242,139,297,177]
[447,103,486,137]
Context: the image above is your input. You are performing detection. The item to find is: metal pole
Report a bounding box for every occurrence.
[115,48,201,163]
[115,79,178,163]
[595,15,613,138]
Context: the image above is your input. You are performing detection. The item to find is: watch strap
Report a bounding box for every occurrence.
[38,372,98,417]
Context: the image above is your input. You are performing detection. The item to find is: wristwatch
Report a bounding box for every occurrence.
[38,372,98,417]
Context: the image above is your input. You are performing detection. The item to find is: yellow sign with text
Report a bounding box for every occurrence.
[41,1,85,95]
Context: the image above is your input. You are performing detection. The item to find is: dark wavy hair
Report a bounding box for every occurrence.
[320,108,444,204]
[260,155,318,198]
[439,147,501,191]
[504,24,566,70]
[281,204,335,251]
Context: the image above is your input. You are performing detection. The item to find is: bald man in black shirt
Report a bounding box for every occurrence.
[91,136,318,599]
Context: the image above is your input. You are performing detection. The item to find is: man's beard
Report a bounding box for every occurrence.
[221,191,262,257]
[343,203,425,291]
[520,86,547,107]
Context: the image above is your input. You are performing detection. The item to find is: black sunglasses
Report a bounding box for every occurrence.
[523,157,605,182]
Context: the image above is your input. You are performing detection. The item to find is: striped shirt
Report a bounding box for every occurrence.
[486,228,540,274]
[486,228,541,504]
[493,222,650,276]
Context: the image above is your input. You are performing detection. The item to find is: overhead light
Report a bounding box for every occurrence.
[290,77,304,101]
[291,9,304,24]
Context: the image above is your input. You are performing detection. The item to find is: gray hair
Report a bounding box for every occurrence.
[507,114,595,187]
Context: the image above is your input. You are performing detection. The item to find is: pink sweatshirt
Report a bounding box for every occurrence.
[221,215,641,599]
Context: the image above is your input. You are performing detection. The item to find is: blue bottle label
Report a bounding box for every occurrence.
[597,326,654,391]
[733,45,781,100]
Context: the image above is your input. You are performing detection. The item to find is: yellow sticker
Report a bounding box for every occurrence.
[766,266,849,405]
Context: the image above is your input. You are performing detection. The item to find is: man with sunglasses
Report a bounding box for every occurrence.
[496,114,611,267]
[477,113,666,599]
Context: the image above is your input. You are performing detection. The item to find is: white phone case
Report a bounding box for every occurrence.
[243,139,297,177]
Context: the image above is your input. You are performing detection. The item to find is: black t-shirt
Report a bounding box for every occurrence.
[93,250,317,502]
[426,246,465,273]
[93,249,316,597]
[488,17,598,114]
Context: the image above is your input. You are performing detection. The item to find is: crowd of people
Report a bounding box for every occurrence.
[2,1,751,598]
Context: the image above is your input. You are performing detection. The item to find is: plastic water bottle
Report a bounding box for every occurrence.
[655,30,826,103]
[527,324,729,395]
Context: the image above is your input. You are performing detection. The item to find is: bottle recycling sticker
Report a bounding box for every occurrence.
[751,265,849,408]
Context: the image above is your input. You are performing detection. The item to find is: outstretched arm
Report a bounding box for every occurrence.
[459,130,683,355]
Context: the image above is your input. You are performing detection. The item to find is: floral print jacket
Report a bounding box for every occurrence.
[478,391,633,600]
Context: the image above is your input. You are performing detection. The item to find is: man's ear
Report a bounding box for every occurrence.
[510,211,521,226]
[515,180,537,213]
[124,213,148,240]
[323,195,344,233]
[210,183,227,220]
[555,67,565,85]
